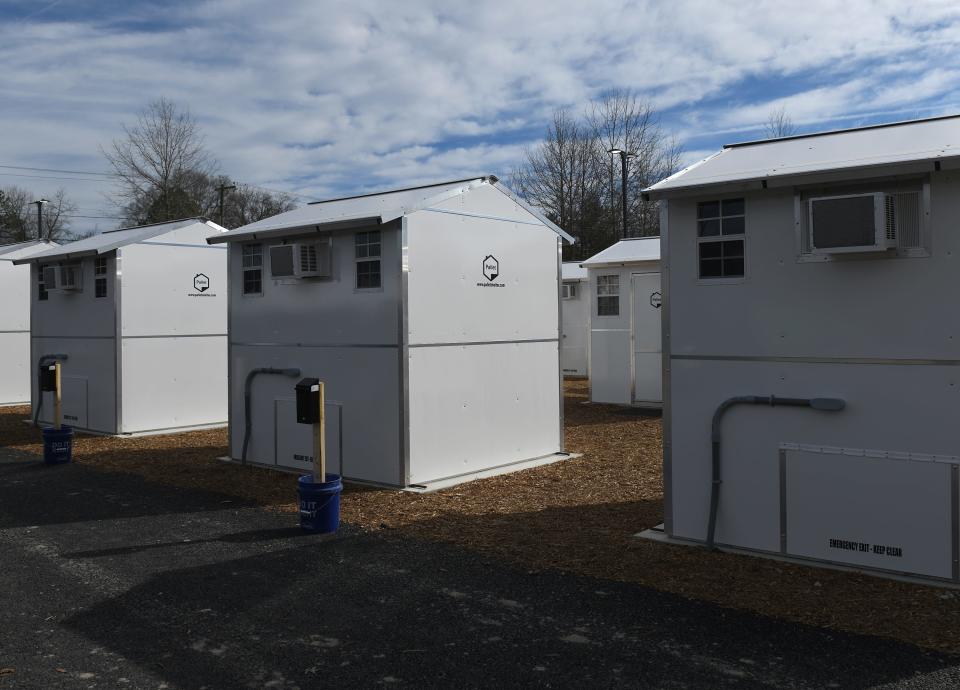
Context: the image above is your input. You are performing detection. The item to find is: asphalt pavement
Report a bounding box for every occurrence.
[0,448,957,689]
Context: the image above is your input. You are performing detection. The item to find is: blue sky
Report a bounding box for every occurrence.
[2,0,960,235]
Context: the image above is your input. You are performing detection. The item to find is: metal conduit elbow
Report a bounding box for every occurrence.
[241,367,301,465]
[706,394,845,551]
[33,354,69,428]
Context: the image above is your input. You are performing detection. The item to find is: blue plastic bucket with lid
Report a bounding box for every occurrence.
[297,473,342,533]
[42,426,74,465]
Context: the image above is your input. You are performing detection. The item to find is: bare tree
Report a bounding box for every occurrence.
[764,105,798,139]
[587,89,682,241]
[222,183,297,229]
[103,98,217,225]
[512,108,598,246]
[0,186,76,242]
[513,90,682,259]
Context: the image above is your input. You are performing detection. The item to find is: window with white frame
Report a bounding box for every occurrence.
[562,283,577,300]
[697,198,745,279]
[355,230,381,289]
[94,256,108,298]
[242,243,263,295]
[596,275,619,316]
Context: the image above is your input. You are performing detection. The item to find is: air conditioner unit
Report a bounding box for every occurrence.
[808,193,897,254]
[43,263,83,292]
[292,241,331,279]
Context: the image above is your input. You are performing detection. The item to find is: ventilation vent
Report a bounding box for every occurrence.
[299,244,318,274]
[888,191,922,250]
[292,241,331,278]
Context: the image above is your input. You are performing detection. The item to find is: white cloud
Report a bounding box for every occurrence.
[0,0,958,234]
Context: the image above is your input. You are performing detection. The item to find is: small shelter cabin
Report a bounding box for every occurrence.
[581,237,661,406]
[209,175,574,490]
[645,114,960,584]
[560,262,589,377]
[14,218,228,435]
[0,240,56,405]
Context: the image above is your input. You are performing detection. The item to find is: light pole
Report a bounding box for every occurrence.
[33,198,49,240]
[217,184,236,227]
[607,148,635,238]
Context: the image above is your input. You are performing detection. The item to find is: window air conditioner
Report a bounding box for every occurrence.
[44,263,83,292]
[808,193,897,254]
[293,241,331,279]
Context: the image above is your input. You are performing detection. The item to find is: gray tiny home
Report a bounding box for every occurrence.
[210,175,574,490]
[644,114,960,584]
[15,218,228,435]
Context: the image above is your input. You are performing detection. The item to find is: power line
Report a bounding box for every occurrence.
[0,161,319,202]
[0,164,115,177]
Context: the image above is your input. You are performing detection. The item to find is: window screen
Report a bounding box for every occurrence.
[38,267,48,301]
[94,257,107,298]
[270,245,295,277]
[355,230,381,289]
[697,198,745,279]
[242,244,263,295]
[811,195,876,248]
[597,275,619,316]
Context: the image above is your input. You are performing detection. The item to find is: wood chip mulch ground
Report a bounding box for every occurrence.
[3,382,960,654]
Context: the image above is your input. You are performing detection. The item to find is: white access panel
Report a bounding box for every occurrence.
[590,330,631,404]
[407,340,561,485]
[0,333,30,405]
[120,336,227,433]
[631,272,662,404]
[274,399,342,475]
[783,446,955,580]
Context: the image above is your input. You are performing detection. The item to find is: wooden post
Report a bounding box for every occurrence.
[53,361,62,431]
[313,381,326,482]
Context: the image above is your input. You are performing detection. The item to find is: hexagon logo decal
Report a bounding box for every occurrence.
[482,255,499,282]
[194,273,210,292]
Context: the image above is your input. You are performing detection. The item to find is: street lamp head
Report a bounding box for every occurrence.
[607,147,623,155]
[33,198,50,205]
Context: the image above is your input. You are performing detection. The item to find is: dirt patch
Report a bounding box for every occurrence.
[3,385,960,654]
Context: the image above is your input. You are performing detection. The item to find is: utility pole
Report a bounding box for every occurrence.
[607,149,635,239]
[217,184,236,227]
[33,199,49,240]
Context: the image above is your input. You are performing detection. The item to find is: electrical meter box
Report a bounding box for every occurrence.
[40,364,58,392]
[295,377,321,424]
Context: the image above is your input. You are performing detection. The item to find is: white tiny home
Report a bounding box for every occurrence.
[209,175,574,490]
[645,114,960,584]
[15,218,228,435]
[581,237,661,406]
[0,240,57,405]
[560,262,589,377]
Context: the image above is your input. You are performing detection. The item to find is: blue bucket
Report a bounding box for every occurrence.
[42,426,74,465]
[298,473,342,533]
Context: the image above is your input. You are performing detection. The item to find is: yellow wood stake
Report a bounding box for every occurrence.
[313,381,326,482]
[53,362,62,431]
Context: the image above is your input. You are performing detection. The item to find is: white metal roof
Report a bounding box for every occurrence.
[581,237,660,267]
[0,239,56,260]
[208,176,574,244]
[14,219,225,264]
[645,114,960,198]
[561,262,588,281]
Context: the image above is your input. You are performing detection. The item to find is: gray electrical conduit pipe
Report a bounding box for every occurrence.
[33,354,69,427]
[241,367,301,465]
[707,394,846,551]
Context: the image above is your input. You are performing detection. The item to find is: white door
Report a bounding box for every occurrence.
[631,272,662,404]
